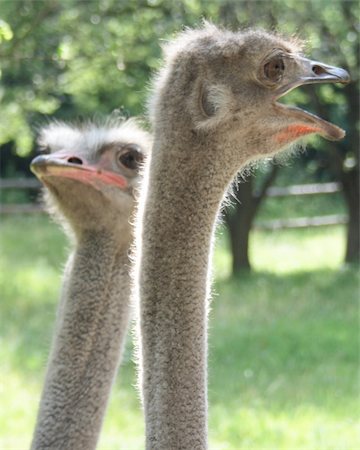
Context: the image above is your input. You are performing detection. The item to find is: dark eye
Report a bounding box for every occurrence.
[118,145,144,171]
[264,56,285,82]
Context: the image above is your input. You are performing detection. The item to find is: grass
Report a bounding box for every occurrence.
[209,270,358,449]
[0,215,359,449]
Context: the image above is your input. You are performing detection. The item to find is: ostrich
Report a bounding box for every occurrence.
[135,23,350,449]
[30,119,150,450]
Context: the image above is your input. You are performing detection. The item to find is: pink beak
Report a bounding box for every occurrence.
[30,152,128,190]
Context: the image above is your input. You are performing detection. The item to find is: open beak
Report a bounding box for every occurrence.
[274,57,351,142]
[30,153,128,190]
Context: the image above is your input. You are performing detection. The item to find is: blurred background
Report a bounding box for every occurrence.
[0,0,358,449]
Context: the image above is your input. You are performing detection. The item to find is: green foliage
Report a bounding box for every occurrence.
[0,0,357,158]
[0,18,13,42]
[1,215,358,448]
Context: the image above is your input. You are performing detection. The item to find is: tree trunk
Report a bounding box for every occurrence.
[308,80,359,266]
[342,169,360,263]
[224,166,278,275]
[341,73,360,263]
[229,218,253,272]
[226,201,254,272]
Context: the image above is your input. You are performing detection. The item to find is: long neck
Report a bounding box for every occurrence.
[31,231,131,450]
[139,136,229,449]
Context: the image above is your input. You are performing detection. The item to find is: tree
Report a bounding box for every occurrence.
[224,165,279,272]
[305,1,359,263]
[219,0,359,271]
[0,0,358,266]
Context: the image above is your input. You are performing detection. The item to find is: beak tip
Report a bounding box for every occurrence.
[309,60,351,85]
[30,155,51,178]
[335,67,351,85]
[342,73,351,85]
[30,155,47,167]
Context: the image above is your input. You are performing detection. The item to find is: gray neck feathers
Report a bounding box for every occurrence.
[137,135,229,449]
[31,232,131,450]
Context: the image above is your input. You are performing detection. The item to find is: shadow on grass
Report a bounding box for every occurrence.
[209,267,359,416]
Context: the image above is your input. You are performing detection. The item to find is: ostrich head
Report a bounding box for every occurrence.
[150,23,350,180]
[31,119,150,239]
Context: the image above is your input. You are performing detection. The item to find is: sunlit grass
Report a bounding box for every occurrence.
[252,227,346,273]
[0,372,39,449]
[0,215,358,449]
[214,225,346,278]
[210,405,359,450]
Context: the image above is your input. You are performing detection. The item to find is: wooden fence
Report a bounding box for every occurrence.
[254,182,347,230]
[0,178,43,214]
[0,178,348,229]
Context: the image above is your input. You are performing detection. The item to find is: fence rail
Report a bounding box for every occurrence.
[0,178,347,228]
[266,182,341,197]
[0,204,43,214]
[0,178,41,189]
[255,214,347,230]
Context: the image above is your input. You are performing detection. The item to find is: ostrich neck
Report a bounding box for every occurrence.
[140,136,230,450]
[31,230,132,450]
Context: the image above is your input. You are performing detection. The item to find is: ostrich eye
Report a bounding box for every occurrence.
[118,145,144,171]
[264,56,285,82]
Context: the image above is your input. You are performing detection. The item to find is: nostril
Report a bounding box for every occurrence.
[312,65,326,76]
[67,157,83,165]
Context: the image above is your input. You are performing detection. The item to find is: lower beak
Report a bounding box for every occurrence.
[272,57,350,143]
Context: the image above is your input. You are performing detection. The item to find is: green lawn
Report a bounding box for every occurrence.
[0,215,358,449]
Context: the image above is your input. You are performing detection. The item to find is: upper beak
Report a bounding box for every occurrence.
[30,153,84,174]
[30,153,128,190]
[300,57,351,85]
[277,57,351,97]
